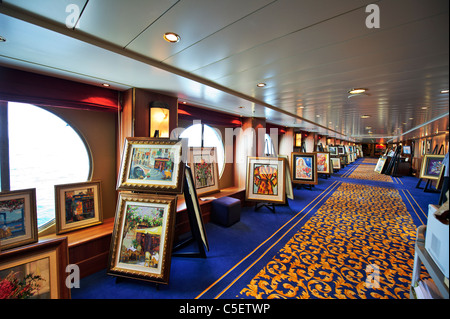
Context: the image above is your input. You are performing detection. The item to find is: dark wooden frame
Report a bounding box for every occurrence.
[0,237,70,299]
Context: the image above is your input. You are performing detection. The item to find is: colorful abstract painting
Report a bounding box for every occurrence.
[246,157,286,204]
[253,164,278,196]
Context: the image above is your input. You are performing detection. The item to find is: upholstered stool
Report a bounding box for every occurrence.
[211,197,241,227]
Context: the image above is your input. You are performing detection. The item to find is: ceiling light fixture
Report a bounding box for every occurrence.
[163,32,180,43]
[257,82,266,87]
[441,89,449,94]
[348,88,368,94]
[102,83,110,87]
[361,115,371,119]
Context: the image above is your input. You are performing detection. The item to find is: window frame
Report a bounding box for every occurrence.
[0,101,93,231]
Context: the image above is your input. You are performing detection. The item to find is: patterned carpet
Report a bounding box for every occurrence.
[237,182,422,299]
[343,163,393,183]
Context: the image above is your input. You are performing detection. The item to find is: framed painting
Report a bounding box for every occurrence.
[419,154,445,180]
[55,181,103,234]
[108,192,177,285]
[117,138,185,194]
[338,146,345,155]
[315,152,331,175]
[0,189,37,251]
[374,157,387,173]
[291,152,318,185]
[184,165,209,252]
[188,147,220,196]
[331,157,341,170]
[278,155,293,200]
[328,146,338,156]
[246,157,286,204]
[0,237,70,299]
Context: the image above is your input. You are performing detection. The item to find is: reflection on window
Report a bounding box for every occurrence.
[180,123,225,176]
[8,102,91,228]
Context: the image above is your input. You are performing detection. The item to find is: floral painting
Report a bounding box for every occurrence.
[316,152,330,174]
[0,258,48,299]
[193,156,214,189]
[291,153,318,185]
[295,156,313,180]
[189,147,220,196]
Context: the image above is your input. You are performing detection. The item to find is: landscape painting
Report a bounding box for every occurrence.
[0,189,37,251]
[117,138,185,194]
[55,181,103,234]
[108,193,177,284]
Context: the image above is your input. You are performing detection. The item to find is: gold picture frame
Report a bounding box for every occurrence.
[419,154,445,180]
[108,192,177,285]
[117,137,185,194]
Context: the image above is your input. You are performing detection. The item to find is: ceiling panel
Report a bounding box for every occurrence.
[0,0,448,144]
[78,0,179,48]
[126,0,276,62]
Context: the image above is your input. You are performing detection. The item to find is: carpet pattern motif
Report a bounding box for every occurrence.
[239,183,421,299]
[345,164,393,183]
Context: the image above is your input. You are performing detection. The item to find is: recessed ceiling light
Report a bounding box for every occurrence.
[409,117,414,120]
[441,89,449,94]
[348,88,368,94]
[360,115,371,118]
[421,106,428,110]
[257,82,266,87]
[0,36,6,42]
[102,83,110,87]
[163,32,180,43]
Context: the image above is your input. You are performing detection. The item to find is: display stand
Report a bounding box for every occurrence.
[416,145,444,192]
[172,168,208,259]
[384,146,401,176]
[254,202,276,213]
[410,225,449,299]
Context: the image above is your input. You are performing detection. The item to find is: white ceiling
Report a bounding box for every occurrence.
[0,0,448,143]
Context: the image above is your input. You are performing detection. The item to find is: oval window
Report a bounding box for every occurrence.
[180,123,225,176]
[8,102,91,228]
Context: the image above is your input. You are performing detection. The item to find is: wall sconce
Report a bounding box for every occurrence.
[149,101,170,138]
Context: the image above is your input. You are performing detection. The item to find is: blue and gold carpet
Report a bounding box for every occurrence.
[73,158,439,300]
